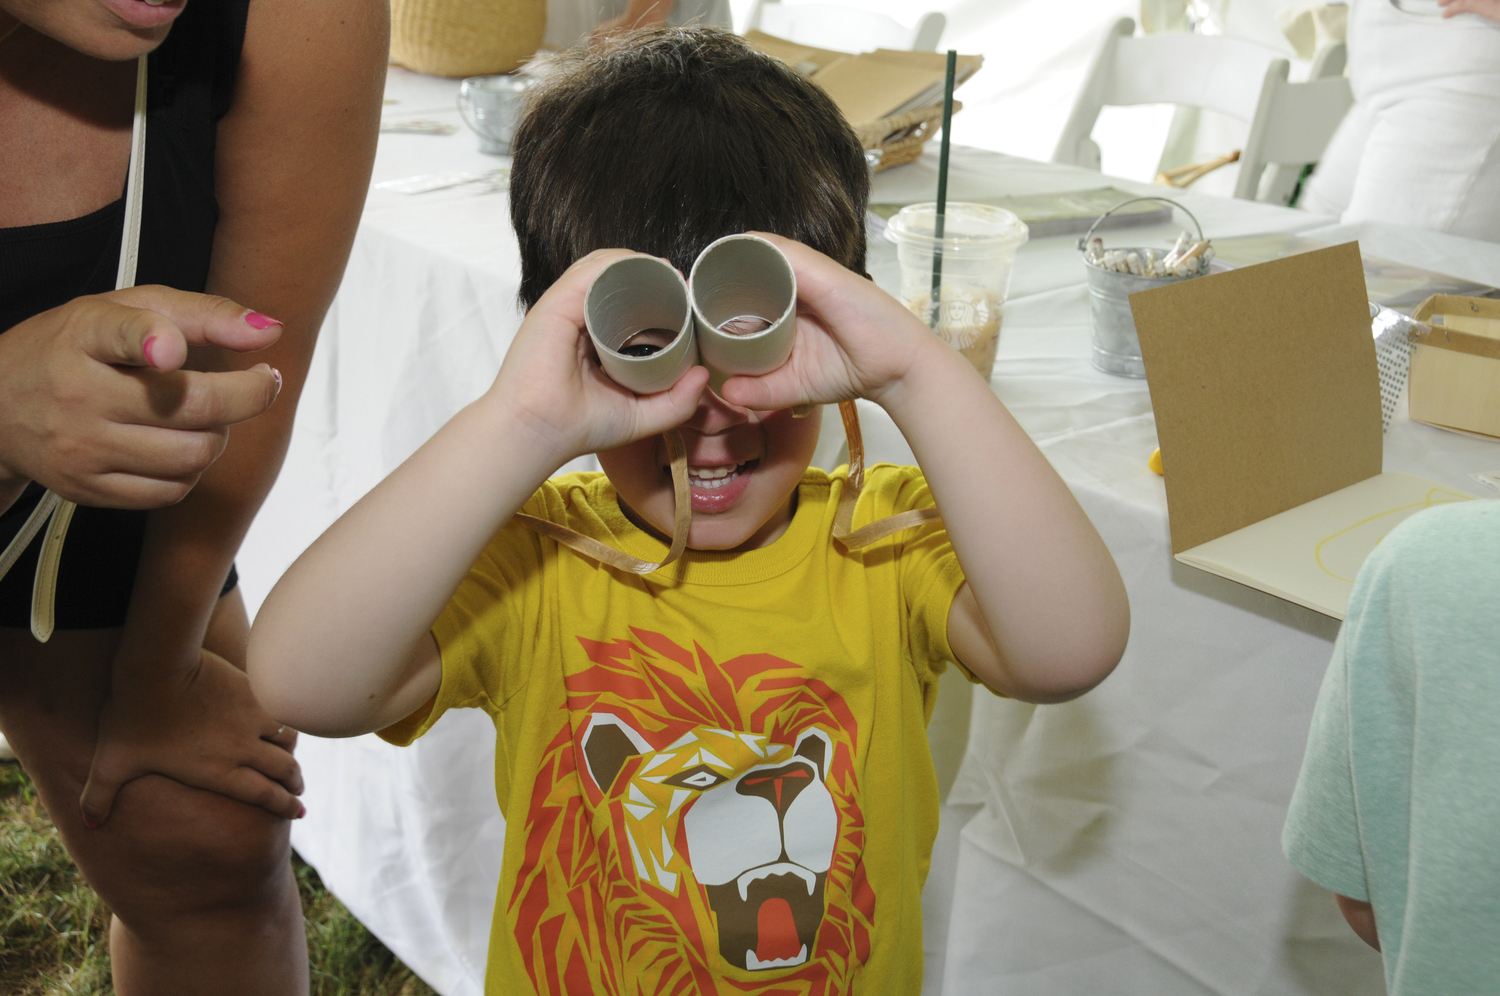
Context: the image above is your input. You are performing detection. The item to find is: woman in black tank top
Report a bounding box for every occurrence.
[0,1,252,628]
[0,1,385,991]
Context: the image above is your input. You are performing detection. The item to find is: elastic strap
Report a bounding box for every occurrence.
[829,400,940,550]
[516,400,939,574]
[0,54,148,641]
[514,428,692,575]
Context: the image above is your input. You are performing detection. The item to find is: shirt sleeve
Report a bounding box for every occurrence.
[377,495,551,746]
[863,465,972,686]
[1283,627,1370,901]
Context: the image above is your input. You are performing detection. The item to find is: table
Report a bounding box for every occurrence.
[239,68,1500,996]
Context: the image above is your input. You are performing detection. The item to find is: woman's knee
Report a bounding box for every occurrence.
[77,773,294,919]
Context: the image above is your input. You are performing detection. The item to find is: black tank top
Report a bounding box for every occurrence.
[0,0,251,629]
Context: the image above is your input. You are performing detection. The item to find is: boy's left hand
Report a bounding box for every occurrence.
[715,234,945,413]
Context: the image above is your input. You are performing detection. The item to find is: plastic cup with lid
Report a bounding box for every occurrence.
[884,202,1029,380]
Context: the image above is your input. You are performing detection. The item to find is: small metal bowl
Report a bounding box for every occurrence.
[457,74,533,155]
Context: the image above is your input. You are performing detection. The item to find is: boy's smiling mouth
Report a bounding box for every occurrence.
[683,459,757,512]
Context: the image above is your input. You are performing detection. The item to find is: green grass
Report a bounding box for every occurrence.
[0,761,436,996]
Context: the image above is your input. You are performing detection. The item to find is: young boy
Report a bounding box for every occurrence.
[248,28,1129,995]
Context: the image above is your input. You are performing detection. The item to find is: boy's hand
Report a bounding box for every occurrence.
[715,233,944,413]
[484,249,710,462]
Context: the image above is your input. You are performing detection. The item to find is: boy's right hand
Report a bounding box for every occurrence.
[484,250,710,462]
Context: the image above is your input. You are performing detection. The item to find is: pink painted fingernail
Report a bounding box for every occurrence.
[295,803,306,820]
[243,312,282,330]
[81,816,101,830]
[142,336,157,367]
[271,367,283,396]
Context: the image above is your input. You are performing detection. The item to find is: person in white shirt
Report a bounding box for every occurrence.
[1300,0,1500,241]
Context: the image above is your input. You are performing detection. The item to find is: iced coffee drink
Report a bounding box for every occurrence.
[885,203,1028,381]
[906,285,1003,378]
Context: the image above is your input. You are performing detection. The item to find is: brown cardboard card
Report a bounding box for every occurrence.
[1408,295,1500,439]
[1130,242,1472,619]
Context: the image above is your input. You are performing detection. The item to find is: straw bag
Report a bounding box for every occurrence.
[852,101,960,173]
[390,0,546,78]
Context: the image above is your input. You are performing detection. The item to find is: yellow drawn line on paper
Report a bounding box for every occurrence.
[1314,488,1471,582]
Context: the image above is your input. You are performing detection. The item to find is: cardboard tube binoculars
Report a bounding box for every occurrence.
[584,234,798,394]
[523,234,940,574]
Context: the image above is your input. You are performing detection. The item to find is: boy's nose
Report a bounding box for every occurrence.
[683,386,753,435]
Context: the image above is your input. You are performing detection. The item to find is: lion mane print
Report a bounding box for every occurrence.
[509,629,875,995]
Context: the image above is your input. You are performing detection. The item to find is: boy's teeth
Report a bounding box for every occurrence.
[686,462,745,489]
[142,0,169,5]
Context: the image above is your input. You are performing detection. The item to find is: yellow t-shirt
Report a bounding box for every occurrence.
[381,464,970,995]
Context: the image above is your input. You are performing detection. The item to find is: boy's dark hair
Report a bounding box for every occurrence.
[510,27,870,309]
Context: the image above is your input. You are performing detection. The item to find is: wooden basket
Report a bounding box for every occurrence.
[852,101,960,173]
[390,0,546,78]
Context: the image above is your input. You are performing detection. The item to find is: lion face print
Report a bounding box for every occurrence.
[581,717,838,971]
[510,629,874,996]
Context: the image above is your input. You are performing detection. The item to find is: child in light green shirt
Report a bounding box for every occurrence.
[1284,499,1500,994]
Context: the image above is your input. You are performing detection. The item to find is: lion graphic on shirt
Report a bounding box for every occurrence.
[509,629,874,996]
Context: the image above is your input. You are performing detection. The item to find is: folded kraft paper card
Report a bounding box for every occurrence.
[1131,242,1470,619]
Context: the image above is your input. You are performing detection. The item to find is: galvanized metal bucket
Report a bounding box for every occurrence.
[1080,197,1206,378]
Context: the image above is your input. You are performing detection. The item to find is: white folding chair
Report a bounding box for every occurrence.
[1054,18,1285,172]
[1054,18,1352,203]
[746,0,945,52]
[1239,45,1353,204]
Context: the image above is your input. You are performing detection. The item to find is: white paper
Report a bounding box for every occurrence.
[1176,471,1472,619]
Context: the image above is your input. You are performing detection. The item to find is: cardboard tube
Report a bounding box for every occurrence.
[584,255,697,395]
[689,234,797,392]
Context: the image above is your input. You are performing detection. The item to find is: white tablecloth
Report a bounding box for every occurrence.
[239,69,1500,996]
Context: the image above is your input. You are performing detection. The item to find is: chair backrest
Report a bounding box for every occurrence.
[1053,17,1291,171]
[1235,57,1354,202]
[747,0,946,52]
[1310,39,1347,80]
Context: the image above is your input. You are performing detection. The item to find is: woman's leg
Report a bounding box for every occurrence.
[0,589,308,996]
